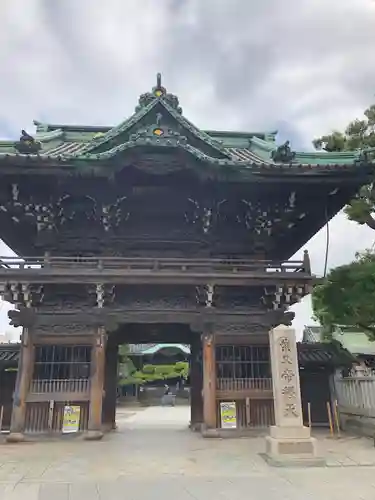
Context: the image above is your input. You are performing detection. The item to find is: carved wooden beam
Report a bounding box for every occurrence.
[8,307,36,328]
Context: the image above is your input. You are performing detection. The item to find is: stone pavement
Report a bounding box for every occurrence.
[1,406,375,499]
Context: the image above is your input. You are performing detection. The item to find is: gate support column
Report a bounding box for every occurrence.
[102,338,118,432]
[85,327,106,440]
[7,328,34,442]
[202,330,216,431]
[189,333,203,431]
[264,324,323,466]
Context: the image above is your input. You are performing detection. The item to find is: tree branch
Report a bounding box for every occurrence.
[364,214,375,230]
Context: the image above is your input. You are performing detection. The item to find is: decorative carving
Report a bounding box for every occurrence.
[271,141,296,163]
[185,198,227,234]
[101,197,130,232]
[0,282,43,309]
[268,309,295,328]
[238,193,299,238]
[262,284,308,311]
[129,122,187,145]
[0,183,57,232]
[57,194,97,228]
[12,184,19,202]
[96,283,104,308]
[135,73,183,114]
[195,284,215,307]
[8,307,36,328]
[14,130,42,154]
[156,112,163,127]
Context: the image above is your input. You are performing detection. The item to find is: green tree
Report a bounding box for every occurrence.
[312,250,375,339]
[313,104,375,228]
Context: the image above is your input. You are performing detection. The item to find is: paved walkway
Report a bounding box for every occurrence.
[1,406,375,499]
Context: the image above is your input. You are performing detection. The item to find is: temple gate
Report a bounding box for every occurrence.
[0,75,372,460]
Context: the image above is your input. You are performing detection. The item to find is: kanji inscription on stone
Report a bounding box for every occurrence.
[282,385,296,399]
[279,336,291,353]
[281,368,294,383]
[284,403,299,417]
[281,354,293,365]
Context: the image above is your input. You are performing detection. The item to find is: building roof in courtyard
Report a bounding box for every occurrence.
[303,325,375,356]
[297,341,354,368]
[128,343,190,356]
[0,74,373,175]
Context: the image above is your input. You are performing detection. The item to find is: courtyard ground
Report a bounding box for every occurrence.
[1,406,375,499]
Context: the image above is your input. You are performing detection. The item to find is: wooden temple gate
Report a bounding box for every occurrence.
[1,256,311,437]
[0,75,371,441]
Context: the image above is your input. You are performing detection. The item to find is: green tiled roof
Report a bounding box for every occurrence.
[128,343,190,356]
[0,74,372,173]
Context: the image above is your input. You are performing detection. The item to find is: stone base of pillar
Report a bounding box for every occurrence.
[189,421,203,432]
[263,426,325,467]
[6,432,25,443]
[101,422,117,433]
[84,430,104,441]
[201,424,220,438]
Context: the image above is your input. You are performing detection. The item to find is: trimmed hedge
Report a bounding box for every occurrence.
[119,361,189,386]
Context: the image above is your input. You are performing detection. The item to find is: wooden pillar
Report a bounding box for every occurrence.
[102,339,118,431]
[190,334,203,430]
[85,327,106,440]
[202,331,216,429]
[7,328,34,442]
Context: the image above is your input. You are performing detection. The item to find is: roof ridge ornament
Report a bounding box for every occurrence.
[135,73,183,114]
[271,141,296,164]
[14,129,42,154]
[153,73,166,97]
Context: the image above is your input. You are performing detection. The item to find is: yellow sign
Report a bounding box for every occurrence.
[62,405,81,434]
[220,401,237,429]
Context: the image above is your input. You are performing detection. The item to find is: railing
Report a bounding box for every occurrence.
[217,378,273,392]
[25,401,89,434]
[30,378,90,394]
[334,375,375,412]
[0,255,310,275]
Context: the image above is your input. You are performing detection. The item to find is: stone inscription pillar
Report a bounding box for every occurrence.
[202,332,216,430]
[265,324,322,466]
[86,327,107,440]
[7,328,34,442]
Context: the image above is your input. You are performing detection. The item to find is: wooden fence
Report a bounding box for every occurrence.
[334,375,375,436]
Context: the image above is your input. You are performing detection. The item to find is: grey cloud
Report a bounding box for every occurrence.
[1,0,375,336]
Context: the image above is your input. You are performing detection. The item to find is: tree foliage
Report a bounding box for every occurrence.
[313,104,375,229]
[312,251,375,339]
[119,361,189,386]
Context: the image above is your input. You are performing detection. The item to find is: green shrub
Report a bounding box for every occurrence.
[142,364,155,374]
[175,362,185,372]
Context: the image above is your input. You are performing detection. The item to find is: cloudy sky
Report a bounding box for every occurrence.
[1,0,375,340]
